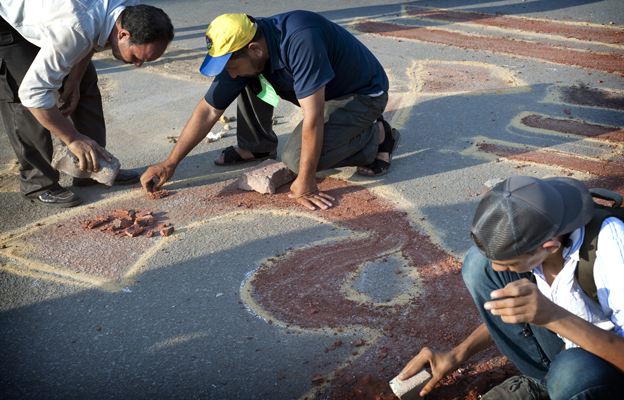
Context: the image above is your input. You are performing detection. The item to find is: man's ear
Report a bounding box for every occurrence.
[248,42,263,57]
[542,240,562,254]
[117,26,132,43]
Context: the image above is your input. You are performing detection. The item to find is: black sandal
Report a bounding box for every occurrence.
[214,146,277,166]
[357,119,401,177]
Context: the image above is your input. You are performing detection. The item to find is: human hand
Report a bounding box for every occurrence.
[398,347,461,397]
[59,79,80,117]
[484,278,563,327]
[288,175,334,210]
[140,161,177,192]
[67,136,110,172]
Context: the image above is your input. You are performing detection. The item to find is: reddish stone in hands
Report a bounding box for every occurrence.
[149,190,169,200]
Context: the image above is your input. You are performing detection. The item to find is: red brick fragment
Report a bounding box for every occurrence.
[149,190,169,200]
[83,215,110,229]
[125,224,145,237]
[145,230,154,238]
[136,215,154,227]
[112,209,135,218]
[311,375,323,383]
[354,339,364,346]
[160,226,175,237]
[99,222,113,232]
[310,309,319,314]
[112,217,133,230]
[335,339,342,346]
[238,160,295,194]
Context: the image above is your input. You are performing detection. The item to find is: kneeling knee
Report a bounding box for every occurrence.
[461,246,491,290]
[547,348,624,400]
[281,149,299,174]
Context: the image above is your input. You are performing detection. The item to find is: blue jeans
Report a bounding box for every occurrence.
[462,247,624,400]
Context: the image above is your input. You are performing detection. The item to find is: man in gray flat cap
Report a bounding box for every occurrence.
[399,176,624,399]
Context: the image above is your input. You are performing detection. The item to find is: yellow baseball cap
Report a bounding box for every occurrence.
[200,14,257,76]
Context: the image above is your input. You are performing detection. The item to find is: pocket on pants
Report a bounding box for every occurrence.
[0,58,17,102]
[0,29,15,45]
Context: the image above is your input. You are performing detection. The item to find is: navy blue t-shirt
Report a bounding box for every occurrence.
[204,10,389,110]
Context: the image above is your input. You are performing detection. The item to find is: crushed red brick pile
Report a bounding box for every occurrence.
[149,190,169,200]
[81,209,174,238]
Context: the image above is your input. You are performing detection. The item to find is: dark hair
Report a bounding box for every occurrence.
[471,232,539,258]
[120,5,174,45]
[230,16,265,61]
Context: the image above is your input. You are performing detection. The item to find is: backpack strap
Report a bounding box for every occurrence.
[576,189,624,304]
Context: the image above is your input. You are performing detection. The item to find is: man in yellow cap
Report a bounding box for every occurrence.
[141,11,396,210]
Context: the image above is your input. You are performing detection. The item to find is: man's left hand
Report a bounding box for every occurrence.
[484,278,565,327]
[59,79,81,117]
[288,175,334,211]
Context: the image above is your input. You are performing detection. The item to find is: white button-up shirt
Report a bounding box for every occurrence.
[0,0,138,109]
[533,217,624,349]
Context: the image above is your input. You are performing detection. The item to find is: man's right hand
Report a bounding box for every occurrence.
[141,161,177,192]
[67,136,111,172]
[398,347,461,397]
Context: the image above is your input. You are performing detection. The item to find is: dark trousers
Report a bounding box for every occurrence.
[0,17,105,197]
[236,78,387,173]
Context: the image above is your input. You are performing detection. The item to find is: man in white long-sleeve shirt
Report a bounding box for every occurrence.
[0,1,173,207]
[399,176,624,399]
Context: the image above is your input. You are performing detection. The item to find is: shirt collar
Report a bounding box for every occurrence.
[95,6,126,52]
[258,19,285,74]
[533,226,584,278]
[562,226,584,262]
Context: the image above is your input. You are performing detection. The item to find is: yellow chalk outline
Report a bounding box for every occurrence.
[341,250,425,307]
[510,111,623,145]
[412,60,530,96]
[543,84,624,114]
[401,5,624,50]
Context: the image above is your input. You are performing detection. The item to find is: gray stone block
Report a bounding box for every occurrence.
[51,145,120,186]
[389,369,432,400]
[238,160,295,194]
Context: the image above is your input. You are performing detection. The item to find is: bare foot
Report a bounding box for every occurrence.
[214,147,277,165]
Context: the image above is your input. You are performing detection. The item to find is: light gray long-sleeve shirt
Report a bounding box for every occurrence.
[0,0,138,109]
